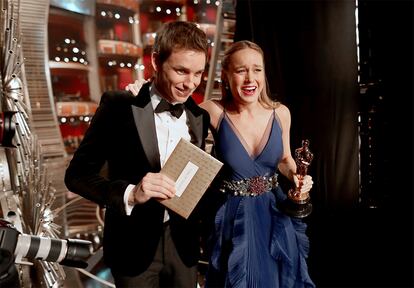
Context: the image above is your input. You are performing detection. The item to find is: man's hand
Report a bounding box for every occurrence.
[129,172,176,205]
[125,79,148,96]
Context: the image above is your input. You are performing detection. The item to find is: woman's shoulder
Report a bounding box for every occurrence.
[200,99,224,118]
[274,103,290,119]
[199,99,224,129]
[200,99,223,111]
[274,103,291,130]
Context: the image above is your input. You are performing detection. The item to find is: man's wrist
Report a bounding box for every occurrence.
[124,184,136,215]
[128,184,141,206]
[128,188,136,206]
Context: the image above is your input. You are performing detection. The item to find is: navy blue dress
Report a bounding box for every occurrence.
[206,111,315,288]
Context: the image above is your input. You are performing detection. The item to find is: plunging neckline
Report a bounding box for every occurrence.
[223,112,275,161]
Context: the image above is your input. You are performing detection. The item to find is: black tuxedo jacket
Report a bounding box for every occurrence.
[65,82,210,276]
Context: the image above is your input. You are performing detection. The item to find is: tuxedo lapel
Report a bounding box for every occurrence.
[185,101,204,148]
[131,84,161,171]
[186,109,202,147]
[130,84,205,169]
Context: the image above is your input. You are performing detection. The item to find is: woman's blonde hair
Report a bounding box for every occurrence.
[221,40,278,108]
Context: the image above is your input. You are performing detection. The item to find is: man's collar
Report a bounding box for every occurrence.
[150,83,162,110]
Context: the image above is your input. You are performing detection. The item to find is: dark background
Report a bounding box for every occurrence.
[234,0,413,287]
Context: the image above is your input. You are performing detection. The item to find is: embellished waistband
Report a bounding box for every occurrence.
[220,173,279,197]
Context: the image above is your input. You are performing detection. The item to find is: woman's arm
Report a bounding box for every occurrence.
[276,104,313,193]
[124,79,149,95]
[276,104,296,181]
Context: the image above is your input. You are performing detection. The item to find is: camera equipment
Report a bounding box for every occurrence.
[0,219,92,286]
[0,111,16,147]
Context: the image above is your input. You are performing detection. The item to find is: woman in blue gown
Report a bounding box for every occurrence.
[200,40,315,288]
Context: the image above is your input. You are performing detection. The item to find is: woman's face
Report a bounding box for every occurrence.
[225,47,265,105]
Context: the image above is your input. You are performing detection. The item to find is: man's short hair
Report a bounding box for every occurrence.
[152,21,209,65]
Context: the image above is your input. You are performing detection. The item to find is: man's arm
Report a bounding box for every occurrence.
[64,91,130,214]
[65,90,176,215]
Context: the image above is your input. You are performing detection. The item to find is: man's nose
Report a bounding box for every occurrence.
[184,75,197,89]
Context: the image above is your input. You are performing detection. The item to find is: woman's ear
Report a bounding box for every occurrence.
[221,74,229,90]
[151,52,159,72]
[222,69,230,82]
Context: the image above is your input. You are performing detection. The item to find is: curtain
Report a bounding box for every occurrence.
[234,0,360,211]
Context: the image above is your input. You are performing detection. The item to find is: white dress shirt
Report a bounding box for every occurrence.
[124,84,191,217]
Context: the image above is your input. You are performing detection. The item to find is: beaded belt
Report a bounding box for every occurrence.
[220,173,279,197]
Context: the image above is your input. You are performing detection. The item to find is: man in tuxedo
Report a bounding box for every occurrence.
[64,21,210,287]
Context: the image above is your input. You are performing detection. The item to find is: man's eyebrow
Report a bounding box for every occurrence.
[173,65,188,70]
[173,65,204,73]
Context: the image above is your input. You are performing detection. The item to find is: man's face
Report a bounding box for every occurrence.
[152,48,206,103]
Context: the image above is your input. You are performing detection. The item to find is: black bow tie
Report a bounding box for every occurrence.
[154,99,185,118]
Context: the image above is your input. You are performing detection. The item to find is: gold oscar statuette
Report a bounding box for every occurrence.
[281,139,313,218]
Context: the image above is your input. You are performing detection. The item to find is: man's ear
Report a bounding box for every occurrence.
[151,52,159,72]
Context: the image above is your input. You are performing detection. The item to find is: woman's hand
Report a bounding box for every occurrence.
[293,174,313,193]
[125,78,148,96]
[291,174,313,201]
